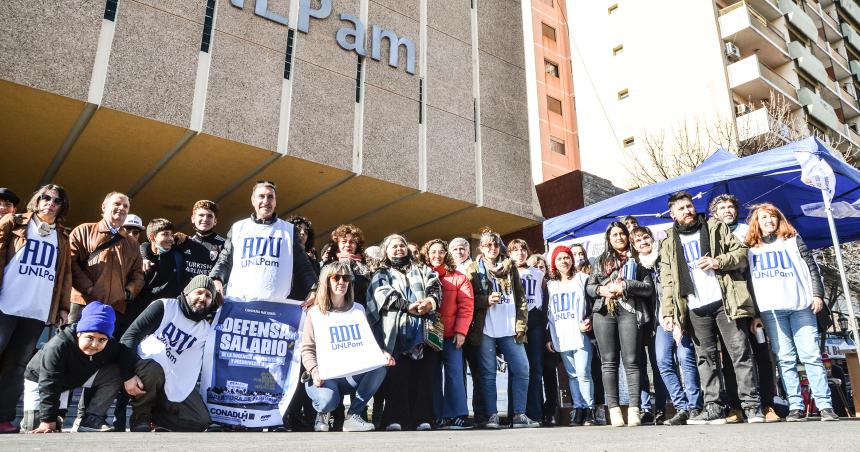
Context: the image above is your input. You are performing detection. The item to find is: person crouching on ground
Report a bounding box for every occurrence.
[23,301,121,433]
[120,275,219,432]
[302,262,392,432]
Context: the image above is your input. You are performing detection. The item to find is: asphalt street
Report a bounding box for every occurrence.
[2,419,857,451]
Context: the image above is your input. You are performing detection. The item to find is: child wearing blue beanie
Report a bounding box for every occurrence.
[21,301,122,433]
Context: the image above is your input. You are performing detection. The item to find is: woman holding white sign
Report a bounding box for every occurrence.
[745,203,838,422]
[301,262,392,432]
[546,245,595,426]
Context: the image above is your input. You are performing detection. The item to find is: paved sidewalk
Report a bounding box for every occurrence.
[3,419,857,451]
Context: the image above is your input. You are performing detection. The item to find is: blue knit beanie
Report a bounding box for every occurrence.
[77,301,116,338]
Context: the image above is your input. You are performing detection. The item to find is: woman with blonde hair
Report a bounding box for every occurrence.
[301,262,392,432]
[745,203,838,422]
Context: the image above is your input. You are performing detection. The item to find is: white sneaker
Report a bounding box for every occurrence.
[343,414,375,432]
[416,422,431,431]
[385,423,402,431]
[314,412,331,432]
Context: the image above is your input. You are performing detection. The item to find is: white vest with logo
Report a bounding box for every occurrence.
[226,218,295,303]
[547,275,589,352]
[0,221,57,322]
[748,236,813,312]
[308,304,387,380]
[520,267,545,311]
[137,299,210,402]
[483,276,517,339]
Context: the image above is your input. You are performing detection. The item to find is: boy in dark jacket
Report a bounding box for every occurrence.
[22,301,121,433]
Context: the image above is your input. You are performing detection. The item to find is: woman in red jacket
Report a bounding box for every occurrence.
[421,239,474,429]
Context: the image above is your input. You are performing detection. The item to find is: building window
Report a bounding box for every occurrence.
[608,3,619,14]
[542,23,557,42]
[550,137,566,155]
[623,137,635,147]
[612,44,624,56]
[545,60,560,78]
[617,88,629,100]
[547,96,563,115]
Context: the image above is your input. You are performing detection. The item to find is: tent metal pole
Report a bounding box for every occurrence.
[822,190,860,356]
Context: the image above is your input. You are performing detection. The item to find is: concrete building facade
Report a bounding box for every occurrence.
[566,0,860,189]
[0,0,540,244]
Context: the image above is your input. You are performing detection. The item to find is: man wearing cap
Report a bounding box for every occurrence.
[209,181,316,304]
[123,214,145,244]
[22,301,122,433]
[120,275,219,432]
[69,192,145,324]
[0,188,18,218]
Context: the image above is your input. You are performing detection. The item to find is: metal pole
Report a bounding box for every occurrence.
[822,190,860,355]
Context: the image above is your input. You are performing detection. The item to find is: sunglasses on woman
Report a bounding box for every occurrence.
[39,194,63,205]
[329,274,353,282]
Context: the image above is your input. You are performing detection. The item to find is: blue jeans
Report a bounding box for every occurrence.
[559,341,594,408]
[761,308,832,410]
[478,334,529,416]
[639,329,669,412]
[433,338,468,419]
[305,366,387,415]
[525,310,545,421]
[655,326,701,411]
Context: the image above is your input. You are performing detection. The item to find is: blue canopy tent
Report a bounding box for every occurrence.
[543,136,860,249]
[543,136,860,352]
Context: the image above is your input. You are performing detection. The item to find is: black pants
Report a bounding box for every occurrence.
[589,338,605,405]
[380,351,435,429]
[592,307,641,408]
[543,344,560,417]
[722,331,775,409]
[0,313,44,422]
[687,302,760,409]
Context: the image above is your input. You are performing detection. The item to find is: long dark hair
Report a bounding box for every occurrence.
[420,238,455,273]
[597,221,631,277]
[27,184,70,223]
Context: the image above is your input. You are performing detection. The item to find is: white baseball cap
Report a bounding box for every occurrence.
[124,214,145,231]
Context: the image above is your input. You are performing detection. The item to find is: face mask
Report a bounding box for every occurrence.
[574,256,585,267]
[156,244,170,254]
[390,256,410,267]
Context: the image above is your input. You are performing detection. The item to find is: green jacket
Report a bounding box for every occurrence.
[462,258,527,345]
[659,217,754,327]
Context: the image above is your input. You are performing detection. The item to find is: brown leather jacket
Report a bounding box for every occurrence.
[0,212,72,325]
[69,220,144,314]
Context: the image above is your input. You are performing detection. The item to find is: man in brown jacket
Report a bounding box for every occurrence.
[69,192,144,330]
[0,184,72,433]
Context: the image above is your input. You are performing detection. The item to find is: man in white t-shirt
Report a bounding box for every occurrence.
[659,191,762,425]
[209,181,316,305]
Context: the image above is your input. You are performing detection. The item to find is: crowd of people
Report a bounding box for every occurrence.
[0,182,842,434]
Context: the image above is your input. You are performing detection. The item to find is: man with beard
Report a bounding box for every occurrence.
[709,194,780,423]
[120,275,219,432]
[659,191,763,425]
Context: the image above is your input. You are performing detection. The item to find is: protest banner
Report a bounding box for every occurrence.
[200,298,304,427]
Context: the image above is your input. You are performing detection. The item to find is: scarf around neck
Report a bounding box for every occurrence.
[672,213,711,298]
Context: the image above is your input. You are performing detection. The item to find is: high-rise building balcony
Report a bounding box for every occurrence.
[850,59,860,77]
[841,22,860,54]
[736,105,796,142]
[798,86,842,131]
[803,0,842,42]
[747,0,783,20]
[727,54,800,105]
[788,41,833,87]
[778,0,820,42]
[720,2,791,67]
[829,44,852,79]
[837,0,860,26]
